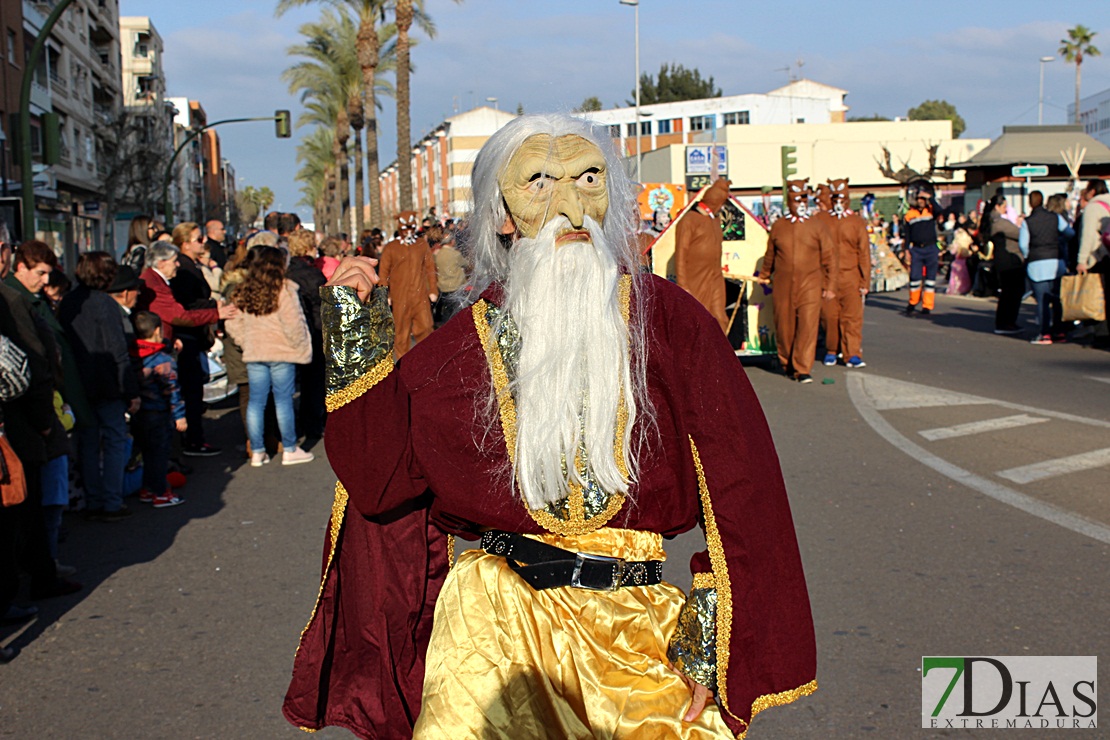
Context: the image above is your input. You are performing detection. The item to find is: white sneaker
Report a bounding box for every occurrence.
[250,451,271,468]
[282,447,315,466]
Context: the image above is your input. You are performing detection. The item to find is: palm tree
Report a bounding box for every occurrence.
[284,9,363,234]
[394,0,444,212]
[1060,25,1101,125]
[298,126,338,232]
[277,0,391,229]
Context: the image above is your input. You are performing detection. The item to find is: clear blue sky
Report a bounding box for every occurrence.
[121,0,1110,224]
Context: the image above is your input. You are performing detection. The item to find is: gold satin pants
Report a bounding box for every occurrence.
[414,528,731,739]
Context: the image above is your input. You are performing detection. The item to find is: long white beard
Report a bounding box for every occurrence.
[501,216,635,509]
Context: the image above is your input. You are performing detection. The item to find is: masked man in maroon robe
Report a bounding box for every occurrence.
[817,178,871,368]
[675,178,731,332]
[284,114,816,739]
[760,179,835,383]
[379,210,439,358]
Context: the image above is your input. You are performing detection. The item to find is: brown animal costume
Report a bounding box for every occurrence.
[675,178,731,332]
[379,211,439,359]
[818,178,871,363]
[761,178,835,380]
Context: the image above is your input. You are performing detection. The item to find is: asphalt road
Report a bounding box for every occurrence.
[1,288,1107,739]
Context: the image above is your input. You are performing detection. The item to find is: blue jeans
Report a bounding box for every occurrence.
[1030,278,1062,336]
[77,399,130,513]
[247,362,298,452]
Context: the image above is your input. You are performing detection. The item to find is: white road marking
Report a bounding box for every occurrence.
[919,414,1049,441]
[850,374,991,411]
[996,448,1110,484]
[847,375,1110,546]
[1090,377,1110,385]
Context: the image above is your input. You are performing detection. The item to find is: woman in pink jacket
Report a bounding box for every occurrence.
[226,246,314,467]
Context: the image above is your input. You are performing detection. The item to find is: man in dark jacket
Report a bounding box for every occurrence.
[0,278,80,613]
[169,222,221,456]
[5,241,92,428]
[58,252,141,520]
[204,220,228,268]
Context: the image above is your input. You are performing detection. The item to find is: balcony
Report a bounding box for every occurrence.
[49,73,67,98]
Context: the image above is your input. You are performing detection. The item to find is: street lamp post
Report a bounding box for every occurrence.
[1039,56,1054,126]
[619,0,640,183]
[486,96,498,112]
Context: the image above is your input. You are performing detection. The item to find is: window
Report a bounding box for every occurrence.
[657,118,672,134]
[626,122,637,137]
[134,32,150,58]
[7,30,15,65]
[796,117,805,124]
[689,115,714,131]
[723,111,750,126]
[639,120,651,136]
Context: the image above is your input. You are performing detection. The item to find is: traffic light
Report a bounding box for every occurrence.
[43,112,60,165]
[275,110,291,139]
[780,145,797,181]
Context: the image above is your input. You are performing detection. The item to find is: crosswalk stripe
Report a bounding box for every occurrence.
[918,414,1049,441]
[996,448,1110,484]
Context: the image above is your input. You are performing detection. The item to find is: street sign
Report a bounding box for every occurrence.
[1011,165,1048,177]
[685,145,727,176]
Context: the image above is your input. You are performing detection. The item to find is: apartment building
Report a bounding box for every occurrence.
[378,105,517,224]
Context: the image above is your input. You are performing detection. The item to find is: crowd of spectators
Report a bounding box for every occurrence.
[0,211,353,660]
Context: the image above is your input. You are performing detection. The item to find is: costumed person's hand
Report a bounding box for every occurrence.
[822,289,836,300]
[175,418,187,432]
[680,673,713,722]
[860,286,870,296]
[429,293,438,303]
[328,256,380,303]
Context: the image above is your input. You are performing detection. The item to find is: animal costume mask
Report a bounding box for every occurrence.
[785,178,810,222]
[397,210,420,244]
[497,134,609,241]
[828,178,850,218]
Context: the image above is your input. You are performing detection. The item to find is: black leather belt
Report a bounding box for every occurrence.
[480,530,664,591]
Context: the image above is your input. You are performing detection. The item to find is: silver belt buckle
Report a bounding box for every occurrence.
[571,552,625,591]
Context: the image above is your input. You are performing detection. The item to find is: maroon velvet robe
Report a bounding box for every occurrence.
[284,275,816,738]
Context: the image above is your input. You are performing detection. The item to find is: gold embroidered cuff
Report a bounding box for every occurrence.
[322,285,394,406]
[666,586,718,693]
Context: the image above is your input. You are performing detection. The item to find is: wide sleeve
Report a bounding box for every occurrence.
[284,283,448,738]
[667,297,817,736]
[320,284,426,516]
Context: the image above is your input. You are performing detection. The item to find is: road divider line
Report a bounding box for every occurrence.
[996,448,1110,484]
[919,414,1049,441]
[847,375,1110,547]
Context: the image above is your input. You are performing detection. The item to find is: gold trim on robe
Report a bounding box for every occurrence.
[322,285,395,410]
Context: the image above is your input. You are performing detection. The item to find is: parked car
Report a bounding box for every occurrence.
[202,337,237,404]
